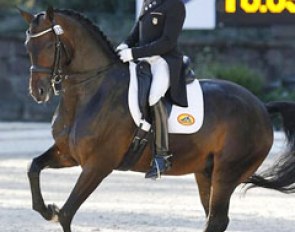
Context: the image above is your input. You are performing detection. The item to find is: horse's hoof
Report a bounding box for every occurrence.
[48,204,60,223]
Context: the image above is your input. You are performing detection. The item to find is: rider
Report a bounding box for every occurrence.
[117,0,188,179]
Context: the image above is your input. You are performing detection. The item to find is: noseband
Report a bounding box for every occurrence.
[27,24,69,95]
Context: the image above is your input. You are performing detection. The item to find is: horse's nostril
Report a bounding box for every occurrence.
[38,88,44,96]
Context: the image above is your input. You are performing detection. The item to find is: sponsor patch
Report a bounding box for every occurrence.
[177,113,195,126]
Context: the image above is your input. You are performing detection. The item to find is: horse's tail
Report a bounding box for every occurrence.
[247,101,295,193]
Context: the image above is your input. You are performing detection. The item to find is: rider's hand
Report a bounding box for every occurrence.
[116,43,128,52]
[118,48,133,63]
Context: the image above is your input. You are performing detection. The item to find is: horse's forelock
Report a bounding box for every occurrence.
[32,12,45,26]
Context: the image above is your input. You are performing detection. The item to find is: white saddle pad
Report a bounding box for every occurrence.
[128,62,204,134]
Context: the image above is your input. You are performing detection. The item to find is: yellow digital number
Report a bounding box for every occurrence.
[286,0,295,13]
[266,0,286,13]
[241,0,261,13]
[225,0,295,14]
[225,0,237,13]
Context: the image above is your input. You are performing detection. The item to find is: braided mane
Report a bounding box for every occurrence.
[55,9,119,60]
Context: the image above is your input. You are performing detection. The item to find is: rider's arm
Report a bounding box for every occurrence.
[124,21,140,48]
[131,0,185,59]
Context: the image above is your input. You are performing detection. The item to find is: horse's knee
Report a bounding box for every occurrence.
[205,215,229,232]
[27,158,41,179]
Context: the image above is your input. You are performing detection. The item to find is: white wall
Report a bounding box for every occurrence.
[136,0,216,30]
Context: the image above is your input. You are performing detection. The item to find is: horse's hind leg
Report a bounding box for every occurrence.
[204,179,236,232]
[195,169,236,232]
[27,145,77,221]
[195,173,211,217]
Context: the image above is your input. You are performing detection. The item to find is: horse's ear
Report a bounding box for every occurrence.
[18,7,34,24]
[46,6,54,22]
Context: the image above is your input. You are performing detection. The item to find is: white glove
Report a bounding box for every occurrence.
[118,48,133,63]
[116,43,128,52]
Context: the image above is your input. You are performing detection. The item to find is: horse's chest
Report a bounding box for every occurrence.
[51,121,80,163]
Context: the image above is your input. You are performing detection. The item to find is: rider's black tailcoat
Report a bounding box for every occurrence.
[125,0,188,107]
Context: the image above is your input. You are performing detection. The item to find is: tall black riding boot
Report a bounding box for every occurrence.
[145,100,172,179]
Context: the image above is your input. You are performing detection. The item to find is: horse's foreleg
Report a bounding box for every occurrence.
[57,162,112,232]
[27,145,77,221]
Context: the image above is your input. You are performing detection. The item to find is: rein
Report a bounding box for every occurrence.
[27,23,114,95]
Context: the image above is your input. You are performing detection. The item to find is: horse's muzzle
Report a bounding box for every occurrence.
[30,77,53,103]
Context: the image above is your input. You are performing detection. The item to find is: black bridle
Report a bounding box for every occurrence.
[27,22,117,96]
[27,23,69,95]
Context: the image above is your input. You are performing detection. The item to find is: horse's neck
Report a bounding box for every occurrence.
[59,18,113,104]
[59,15,115,73]
[53,14,124,132]
[68,38,112,73]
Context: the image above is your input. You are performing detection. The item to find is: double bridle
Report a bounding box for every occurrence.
[27,23,68,95]
[27,22,116,96]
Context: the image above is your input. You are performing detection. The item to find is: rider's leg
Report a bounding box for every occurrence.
[145,57,171,179]
[145,99,172,179]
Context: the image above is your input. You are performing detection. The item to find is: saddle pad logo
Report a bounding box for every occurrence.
[177,113,195,126]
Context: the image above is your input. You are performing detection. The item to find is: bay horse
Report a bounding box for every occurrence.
[20,7,295,232]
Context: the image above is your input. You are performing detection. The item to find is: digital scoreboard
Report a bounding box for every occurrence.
[218,0,295,26]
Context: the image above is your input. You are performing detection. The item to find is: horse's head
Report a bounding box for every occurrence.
[20,7,119,103]
[20,7,72,103]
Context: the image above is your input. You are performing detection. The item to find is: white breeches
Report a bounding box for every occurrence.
[140,56,170,106]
